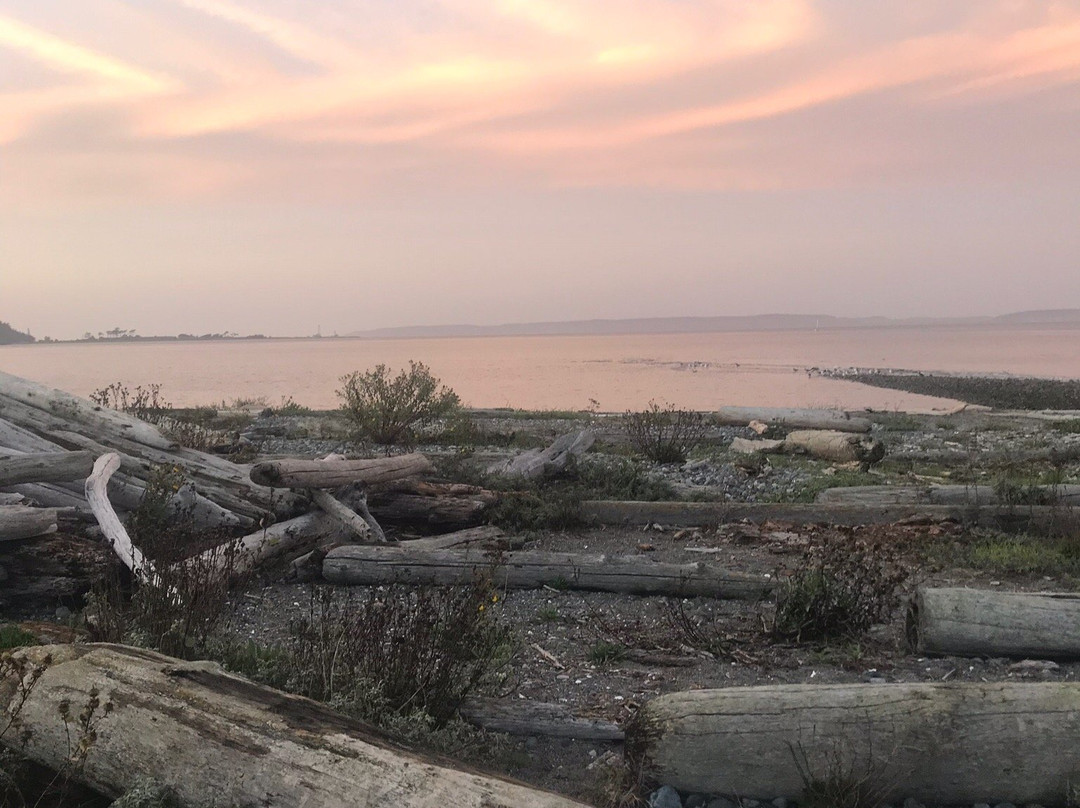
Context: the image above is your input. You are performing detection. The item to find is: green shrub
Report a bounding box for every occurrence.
[338,361,461,446]
[0,625,38,650]
[623,401,706,464]
[587,641,627,666]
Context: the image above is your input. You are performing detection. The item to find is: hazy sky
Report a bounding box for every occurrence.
[2,0,1079,339]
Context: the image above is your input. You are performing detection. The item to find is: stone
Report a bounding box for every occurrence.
[707,799,737,808]
[649,785,683,808]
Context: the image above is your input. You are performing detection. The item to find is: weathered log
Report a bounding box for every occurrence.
[0,370,176,450]
[460,697,624,740]
[487,430,595,479]
[581,500,1076,531]
[323,546,773,599]
[403,526,524,551]
[0,504,58,542]
[0,492,25,505]
[0,534,110,608]
[3,482,90,509]
[818,484,1080,507]
[0,644,590,808]
[85,454,150,579]
[907,587,1080,659]
[193,511,346,576]
[0,450,95,486]
[728,437,785,455]
[250,453,433,489]
[311,489,375,541]
[368,481,498,527]
[630,683,1080,805]
[716,406,872,433]
[783,429,884,465]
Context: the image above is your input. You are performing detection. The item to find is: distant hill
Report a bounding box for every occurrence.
[0,321,34,345]
[347,309,1080,339]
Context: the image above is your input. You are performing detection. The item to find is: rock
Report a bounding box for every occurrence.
[685,796,708,808]
[1007,659,1059,674]
[707,799,737,808]
[649,785,683,808]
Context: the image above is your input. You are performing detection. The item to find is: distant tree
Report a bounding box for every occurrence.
[0,321,35,345]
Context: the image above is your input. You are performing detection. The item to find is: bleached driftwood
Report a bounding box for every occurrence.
[630,683,1080,805]
[908,587,1080,660]
[84,453,150,580]
[402,526,523,551]
[783,429,884,466]
[817,484,1080,507]
[460,697,624,740]
[250,453,433,489]
[194,511,347,577]
[728,437,785,455]
[487,430,595,479]
[716,406,872,433]
[323,546,773,599]
[0,450,95,486]
[311,489,375,541]
[0,505,58,542]
[0,644,590,808]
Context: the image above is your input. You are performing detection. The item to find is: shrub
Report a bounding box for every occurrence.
[623,401,706,464]
[337,361,461,446]
[773,536,907,642]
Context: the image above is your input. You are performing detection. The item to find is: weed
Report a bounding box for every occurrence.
[967,533,1080,576]
[587,641,627,666]
[1052,419,1080,434]
[623,401,707,464]
[792,742,893,808]
[338,361,461,446]
[0,626,37,651]
[536,605,564,622]
[664,599,733,659]
[773,536,908,642]
[272,396,313,416]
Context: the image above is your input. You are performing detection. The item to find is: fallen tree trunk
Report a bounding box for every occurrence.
[402,526,524,552]
[0,644,589,808]
[311,489,375,542]
[630,682,1080,805]
[85,454,150,579]
[0,505,57,542]
[250,453,433,489]
[487,430,595,479]
[194,511,347,576]
[908,587,1080,659]
[581,500,1077,531]
[368,481,498,528]
[783,429,885,465]
[716,407,872,433]
[0,450,95,486]
[323,546,773,599]
[817,484,1080,507]
[0,370,177,450]
[460,697,624,740]
[0,535,110,608]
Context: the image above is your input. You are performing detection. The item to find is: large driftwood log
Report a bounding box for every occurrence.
[368,481,498,527]
[0,370,176,450]
[460,697,624,740]
[581,500,1074,531]
[908,587,1080,659]
[311,489,376,541]
[0,535,110,607]
[403,526,524,552]
[631,683,1080,804]
[85,454,150,579]
[0,450,95,486]
[250,453,433,488]
[193,511,347,576]
[323,546,773,599]
[0,505,58,542]
[0,644,589,808]
[783,429,884,465]
[487,430,595,479]
[818,484,1080,507]
[716,407,872,433]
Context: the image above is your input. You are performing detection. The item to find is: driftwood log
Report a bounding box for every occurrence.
[459,697,624,740]
[323,546,772,599]
[0,504,58,542]
[716,406,872,433]
[250,453,433,488]
[581,500,1074,531]
[402,526,524,552]
[0,450,95,486]
[0,644,589,808]
[368,481,498,528]
[908,587,1080,659]
[782,429,884,466]
[487,430,595,479]
[631,683,1080,805]
[818,484,1080,507]
[84,454,151,579]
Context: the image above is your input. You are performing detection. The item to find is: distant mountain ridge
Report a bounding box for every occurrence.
[347,309,1080,339]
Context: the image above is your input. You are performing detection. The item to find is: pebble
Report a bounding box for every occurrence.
[649,785,683,808]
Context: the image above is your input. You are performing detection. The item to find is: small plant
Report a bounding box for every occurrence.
[0,625,38,651]
[338,361,461,446]
[773,536,908,643]
[665,599,733,659]
[792,742,893,808]
[587,641,627,666]
[272,396,312,416]
[91,382,171,419]
[623,401,706,464]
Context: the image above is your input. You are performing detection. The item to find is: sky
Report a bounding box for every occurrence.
[2,0,1079,340]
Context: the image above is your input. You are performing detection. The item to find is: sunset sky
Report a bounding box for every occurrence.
[3,1,1079,339]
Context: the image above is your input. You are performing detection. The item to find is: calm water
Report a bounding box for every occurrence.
[1,326,1079,412]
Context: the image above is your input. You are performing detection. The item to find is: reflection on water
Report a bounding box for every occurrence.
[1,326,1078,412]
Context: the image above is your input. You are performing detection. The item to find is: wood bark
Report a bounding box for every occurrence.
[581,500,1076,531]
[0,504,57,542]
[459,697,624,740]
[0,370,176,450]
[716,406,872,433]
[0,450,95,486]
[250,453,433,488]
[487,429,595,479]
[630,682,1080,805]
[907,587,1080,659]
[323,546,773,599]
[0,643,590,808]
[782,429,885,465]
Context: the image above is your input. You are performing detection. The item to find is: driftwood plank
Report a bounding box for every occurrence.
[250,453,433,489]
[323,546,773,599]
